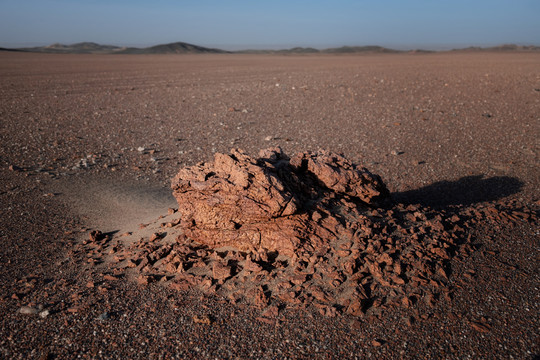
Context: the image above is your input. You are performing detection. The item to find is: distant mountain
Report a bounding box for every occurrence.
[20,42,123,54]
[11,42,540,55]
[236,45,399,54]
[17,41,228,54]
[322,45,400,53]
[407,49,435,54]
[0,47,25,52]
[16,42,400,55]
[276,47,321,54]
[237,47,320,54]
[451,44,540,52]
[117,41,229,54]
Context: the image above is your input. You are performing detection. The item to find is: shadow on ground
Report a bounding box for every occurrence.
[392,175,524,208]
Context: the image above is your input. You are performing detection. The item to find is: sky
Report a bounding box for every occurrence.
[1,0,539,50]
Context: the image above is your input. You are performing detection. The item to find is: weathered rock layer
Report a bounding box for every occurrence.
[171,147,388,257]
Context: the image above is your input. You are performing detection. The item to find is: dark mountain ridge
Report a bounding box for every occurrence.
[117,42,229,54]
[6,41,540,55]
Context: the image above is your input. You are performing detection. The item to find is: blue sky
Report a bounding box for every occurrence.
[1,0,539,50]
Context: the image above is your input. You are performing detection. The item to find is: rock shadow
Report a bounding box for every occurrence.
[392,175,524,208]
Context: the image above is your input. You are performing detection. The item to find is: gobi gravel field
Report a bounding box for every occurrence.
[0,51,539,359]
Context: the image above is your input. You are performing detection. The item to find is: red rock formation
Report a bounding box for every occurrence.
[99,147,538,316]
[171,147,388,256]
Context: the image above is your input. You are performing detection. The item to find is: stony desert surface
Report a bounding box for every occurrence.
[0,51,539,359]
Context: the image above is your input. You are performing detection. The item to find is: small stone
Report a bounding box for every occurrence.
[346,299,364,316]
[39,310,50,319]
[404,315,415,327]
[437,267,448,280]
[310,287,331,302]
[125,259,137,268]
[193,315,212,325]
[97,312,110,321]
[256,316,275,325]
[372,339,384,347]
[137,275,152,285]
[19,306,39,315]
[252,286,269,308]
[470,321,491,333]
[89,230,105,242]
[291,273,308,285]
[261,305,279,319]
[149,233,162,242]
[401,296,412,308]
[137,146,145,152]
[169,281,190,291]
[311,211,322,222]
[212,261,231,280]
[243,257,263,273]
[350,319,362,329]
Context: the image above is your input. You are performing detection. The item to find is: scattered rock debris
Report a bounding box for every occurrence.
[76,148,538,318]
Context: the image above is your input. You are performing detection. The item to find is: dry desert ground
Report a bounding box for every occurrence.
[0,51,539,359]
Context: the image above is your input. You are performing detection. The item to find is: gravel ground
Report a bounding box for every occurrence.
[0,51,538,359]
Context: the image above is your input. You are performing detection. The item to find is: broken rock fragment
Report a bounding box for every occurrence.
[289,150,388,204]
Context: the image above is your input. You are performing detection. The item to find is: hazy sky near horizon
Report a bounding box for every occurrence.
[1,0,539,50]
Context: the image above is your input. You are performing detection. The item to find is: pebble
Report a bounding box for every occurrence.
[19,306,40,315]
[39,310,50,318]
[97,312,111,321]
[372,339,384,347]
[73,158,89,169]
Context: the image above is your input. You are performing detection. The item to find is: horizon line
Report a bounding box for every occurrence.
[2,40,540,52]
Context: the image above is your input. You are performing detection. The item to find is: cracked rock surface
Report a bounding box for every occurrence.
[171,147,388,256]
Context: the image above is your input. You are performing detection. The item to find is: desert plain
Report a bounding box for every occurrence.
[0,51,539,359]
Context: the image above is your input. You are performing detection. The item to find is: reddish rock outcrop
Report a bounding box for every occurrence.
[95,148,538,317]
[171,147,388,256]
